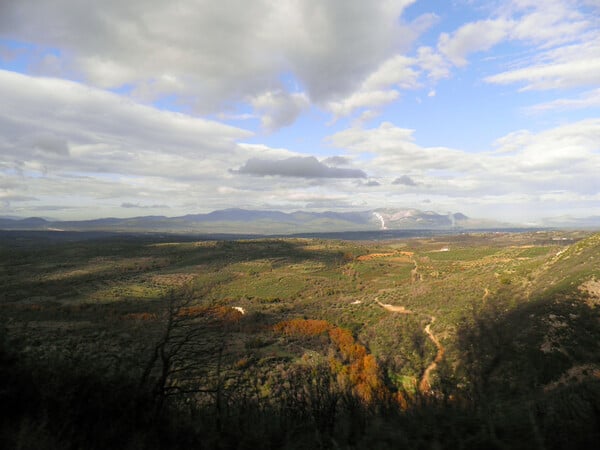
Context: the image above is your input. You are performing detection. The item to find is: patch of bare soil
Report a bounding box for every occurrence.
[374,299,412,314]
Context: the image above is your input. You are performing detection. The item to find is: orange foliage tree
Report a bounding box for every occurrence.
[273,319,390,405]
[273,318,330,336]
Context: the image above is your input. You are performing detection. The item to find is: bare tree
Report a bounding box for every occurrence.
[139,286,222,415]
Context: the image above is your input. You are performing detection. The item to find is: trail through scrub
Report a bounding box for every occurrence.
[375,297,444,394]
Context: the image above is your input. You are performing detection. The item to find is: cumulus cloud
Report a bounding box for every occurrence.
[0,0,420,113]
[0,1,473,122]
[492,119,600,175]
[392,175,418,186]
[326,51,438,117]
[327,122,478,175]
[0,70,322,217]
[328,119,600,204]
[250,90,309,132]
[0,70,251,175]
[416,46,451,81]
[232,156,367,179]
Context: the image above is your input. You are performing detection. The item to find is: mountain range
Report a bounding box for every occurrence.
[0,208,518,234]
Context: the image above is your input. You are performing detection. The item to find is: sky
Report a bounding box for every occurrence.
[0,0,599,224]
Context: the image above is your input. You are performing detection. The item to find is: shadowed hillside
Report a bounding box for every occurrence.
[1,231,598,448]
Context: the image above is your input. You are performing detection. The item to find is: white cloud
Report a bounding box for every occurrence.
[1,1,598,221]
[250,90,309,132]
[416,46,451,81]
[325,45,423,117]
[328,119,600,206]
[509,0,591,45]
[0,0,418,112]
[492,119,600,174]
[328,123,475,173]
[438,19,512,66]
[326,39,450,117]
[437,0,596,88]
[0,0,461,123]
[361,55,421,91]
[0,70,385,218]
[485,37,600,90]
[525,88,600,114]
[0,70,301,217]
[327,90,400,118]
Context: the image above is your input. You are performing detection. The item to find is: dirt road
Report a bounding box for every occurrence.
[418,317,444,393]
[375,298,444,394]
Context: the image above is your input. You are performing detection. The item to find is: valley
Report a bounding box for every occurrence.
[1,229,599,449]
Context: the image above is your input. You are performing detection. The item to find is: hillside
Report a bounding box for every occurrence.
[0,230,598,448]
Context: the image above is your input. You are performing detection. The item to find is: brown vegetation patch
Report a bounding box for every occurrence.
[176,305,243,324]
[273,318,388,404]
[177,305,210,318]
[273,318,330,336]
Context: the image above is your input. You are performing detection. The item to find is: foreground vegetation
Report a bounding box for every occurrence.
[1,230,599,448]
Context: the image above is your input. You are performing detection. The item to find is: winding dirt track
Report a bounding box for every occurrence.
[483,287,490,302]
[364,251,444,393]
[420,287,489,391]
[371,254,492,393]
[418,317,444,393]
[375,298,444,393]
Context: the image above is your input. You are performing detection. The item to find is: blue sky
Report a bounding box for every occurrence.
[0,0,599,223]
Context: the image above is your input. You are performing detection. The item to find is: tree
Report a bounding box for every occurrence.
[138,286,232,417]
